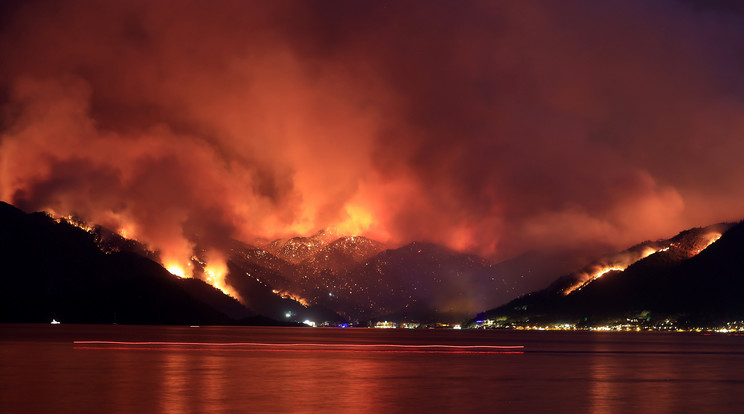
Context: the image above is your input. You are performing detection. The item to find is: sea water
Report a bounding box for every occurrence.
[2,324,744,413]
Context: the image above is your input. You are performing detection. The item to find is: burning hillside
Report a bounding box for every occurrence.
[562,224,732,295]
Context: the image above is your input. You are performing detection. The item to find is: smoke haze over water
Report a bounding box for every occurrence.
[2,0,744,278]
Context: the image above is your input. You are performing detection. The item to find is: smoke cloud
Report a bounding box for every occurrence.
[2,0,744,276]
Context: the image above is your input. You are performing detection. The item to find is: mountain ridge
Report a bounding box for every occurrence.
[4,200,742,327]
[472,221,743,327]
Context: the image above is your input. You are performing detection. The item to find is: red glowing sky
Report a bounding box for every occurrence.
[1,0,744,268]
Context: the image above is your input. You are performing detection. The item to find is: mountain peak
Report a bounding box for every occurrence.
[262,229,384,264]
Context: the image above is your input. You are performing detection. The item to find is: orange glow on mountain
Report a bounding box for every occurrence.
[564,266,625,295]
[563,246,661,295]
[166,263,189,279]
[203,253,240,300]
[272,289,310,307]
[696,233,722,254]
[51,214,95,233]
[118,225,135,240]
[594,266,626,280]
[640,246,659,260]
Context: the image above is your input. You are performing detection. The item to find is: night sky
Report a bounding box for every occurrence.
[2,0,743,276]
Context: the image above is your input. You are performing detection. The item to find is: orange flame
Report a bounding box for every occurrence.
[50,214,95,233]
[593,266,625,280]
[203,252,241,301]
[165,262,190,278]
[563,246,661,295]
[118,224,136,240]
[272,289,310,307]
[695,232,721,254]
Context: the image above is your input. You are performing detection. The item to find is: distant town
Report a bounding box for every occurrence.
[304,318,744,334]
[470,318,744,333]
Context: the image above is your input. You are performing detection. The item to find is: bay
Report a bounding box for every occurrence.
[2,324,744,413]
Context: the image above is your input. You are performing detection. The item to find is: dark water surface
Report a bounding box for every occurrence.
[2,324,744,413]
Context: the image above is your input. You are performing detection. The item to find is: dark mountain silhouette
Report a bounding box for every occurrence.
[0,201,528,324]
[10,199,740,327]
[474,222,743,326]
[0,199,571,325]
[0,201,285,325]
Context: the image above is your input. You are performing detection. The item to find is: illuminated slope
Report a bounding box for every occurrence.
[262,229,340,264]
[540,223,731,296]
[476,222,741,326]
[301,236,385,273]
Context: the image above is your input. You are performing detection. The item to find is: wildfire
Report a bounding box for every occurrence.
[593,266,625,280]
[563,246,663,295]
[562,230,728,297]
[118,225,135,239]
[695,232,722,254]
[166,262,190,278]
[563,266,626,295]
[272,289,310,307]
[50,213,95,233]
[640,246,660,259]
[203,254,241,300]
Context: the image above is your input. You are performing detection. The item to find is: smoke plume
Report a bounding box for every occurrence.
[2,0,744,284]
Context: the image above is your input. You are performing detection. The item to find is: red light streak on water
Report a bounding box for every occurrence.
[72,341,524,354]
[74,340,522,349]
[73,346,523,354]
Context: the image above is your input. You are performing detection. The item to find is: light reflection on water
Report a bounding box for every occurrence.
[2,325,744,413]
[162,351,188,413]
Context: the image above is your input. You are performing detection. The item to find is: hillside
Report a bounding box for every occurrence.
[474,222,743,327]
[12,198,740,327]
[229,239,526,323]
[0,202,258,324]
